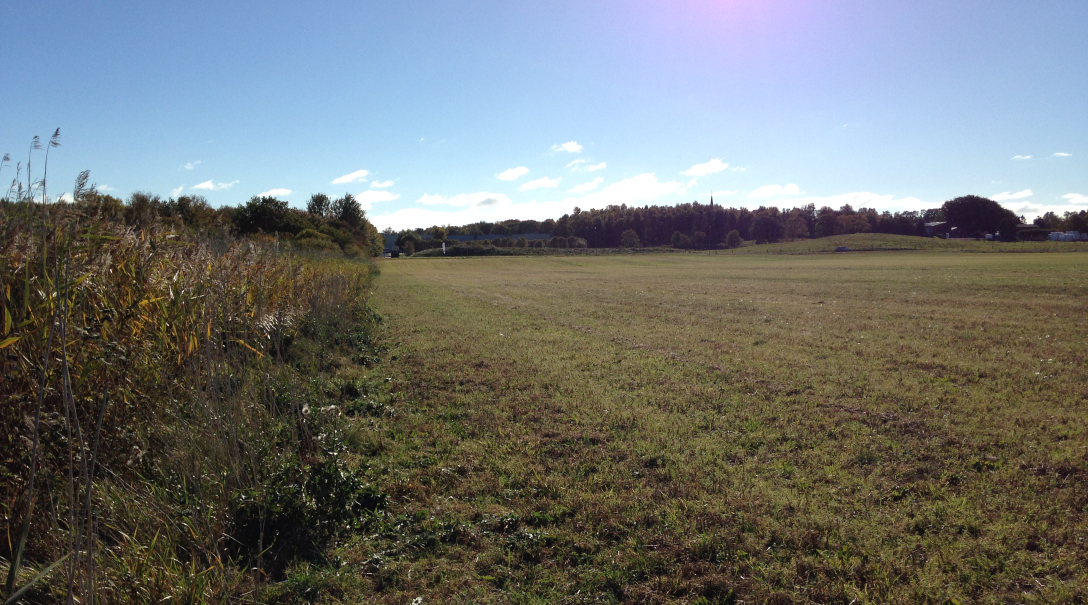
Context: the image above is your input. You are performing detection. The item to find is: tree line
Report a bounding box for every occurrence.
[400,195,1043,249]
[2,190,385,257]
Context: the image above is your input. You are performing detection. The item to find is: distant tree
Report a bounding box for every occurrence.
[430,226,448,241]
[234,196,289,234]
[942,195,1018,238]
[785,213,809,240]
[693,231,707,248]
[670,230,684,248]
[750,214,784,244]
[838,213,872,234]
[620,229,641,248]
[396,231,423,251]
[307,193,331,217]
[998,216,1019,241]
[724,230,742,249]
[125,192,162,228]
[815,212,842,238]
[1033,212,1061,229]
[1065,210,1088,233]
[331,193,363,227]
[516,237,528,248]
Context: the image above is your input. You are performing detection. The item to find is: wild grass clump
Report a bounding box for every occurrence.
[1,171,384,602]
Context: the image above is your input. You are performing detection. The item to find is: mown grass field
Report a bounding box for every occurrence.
[340,251,1088,604]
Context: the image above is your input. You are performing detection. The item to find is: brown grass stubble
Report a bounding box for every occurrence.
[351,252,1088,603]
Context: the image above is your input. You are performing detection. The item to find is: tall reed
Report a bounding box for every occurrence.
[2,135,381,603]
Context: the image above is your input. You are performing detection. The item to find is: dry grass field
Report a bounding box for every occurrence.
[336,251,1088,604]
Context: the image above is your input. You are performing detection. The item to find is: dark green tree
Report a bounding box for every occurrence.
[750,213,784,244]
[307,193,331,217]
[331,193,363,227]
[942,195,1018,238]
[724,229,742,249]
[234,196,289,234]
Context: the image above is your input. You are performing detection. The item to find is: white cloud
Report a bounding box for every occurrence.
[373,173,683,232]
[1000,196,1088,220]
[682,158,729,176]
[569,177,604,194]
[552,141,583,153]
[991,189,1032,201]
[58,192,74,203]
[1053,152,1072,158]
[566,158,587,168]
[332,169,369,184]
[585,162,606,172]
[259,188,292,197]
[182,160,201,171]
[749,184,801,198]
[687,179,697,187]
[171,186,185,198]
[98,184,115,192]
[1012,155,1032,161]
[370,180,395,188]
[497,166,529,181]
[712,190,739,197]
[416,192,512,208]
[355,190,400,210]
[559,173,685,209]
[521,177,561,191]
[192,180,239,191]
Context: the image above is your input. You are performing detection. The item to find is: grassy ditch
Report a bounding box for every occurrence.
[1,202,388,603]
[343,253,1088,603]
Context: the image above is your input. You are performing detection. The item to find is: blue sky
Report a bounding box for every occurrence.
[3,0,1085,229]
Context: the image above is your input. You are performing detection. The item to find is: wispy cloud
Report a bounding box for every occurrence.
[356,190,400,210]
[742,192,932,213]
[99,184,115,192]
[416,192,513,208]
[1000,195,1088,220]
[259,188,292,197]
[551,141,583,153]
[991,189,1032,201]
[1053,152,1072,158]
[370,180,395,188]
[192,180,239,191]
[182,160,201,171]
[569,177,604,194]
[58,192,74,203]
[171,186,184,198]
[682,158,729,176]
[1012,155,1032,161]
[497,166,529,181]
[372,174,683,232]
[566,158,587,168]
[585,162,606,172]
[749,184,801,198]
[561,173,686,208]
[521,177,561,191]
[332,169,369,184]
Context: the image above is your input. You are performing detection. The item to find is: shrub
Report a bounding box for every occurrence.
[725,230,743,249]
[621,229,641,248]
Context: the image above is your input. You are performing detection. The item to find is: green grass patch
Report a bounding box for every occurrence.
[336,252,1088,603]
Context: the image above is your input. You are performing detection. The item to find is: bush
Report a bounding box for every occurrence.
[725,230,743,249]
[295,237,341,253]
[620,229,641,248]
